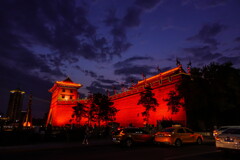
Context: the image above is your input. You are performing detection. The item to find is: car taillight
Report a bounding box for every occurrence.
[213,130,217,136]
[120,133,125,136]
[215,136,220,141]
[164,133,172,137]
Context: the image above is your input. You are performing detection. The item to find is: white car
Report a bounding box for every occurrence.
[215,126,240,151]
[213,126,239,137]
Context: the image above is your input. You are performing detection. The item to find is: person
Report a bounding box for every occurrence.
[82,125,90,145]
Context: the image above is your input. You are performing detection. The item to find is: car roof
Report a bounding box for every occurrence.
[219,126,240,128]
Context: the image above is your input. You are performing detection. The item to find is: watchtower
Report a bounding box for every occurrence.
[46,77,82,126]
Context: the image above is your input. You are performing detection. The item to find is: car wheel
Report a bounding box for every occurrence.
[196,137,203,145]
[125,139,133,147]
[174,139,182,147]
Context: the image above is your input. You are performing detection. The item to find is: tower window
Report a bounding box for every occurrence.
[62,95,65,99]
[70,96,73,99]
[62,89,65,92]
[70,90,73,93]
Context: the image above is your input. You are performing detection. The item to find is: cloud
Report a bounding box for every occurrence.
[86,81,113,94]
[97,78,117,84]
[218,56,240,65]
[113,56,158,77]
[102,0,163,57]
[114,56,153,68]
[232,46,240,51]
[74,65,98,78]
[184,45,222,63]
[0,0,134,82]
[187,23,226,47]
[183,22,229,66]
[0,39,64,80]
[115,65,156,76]
[235,37,240,42]
[182,0,227,9]
[135,0,163,10]
[124,76,141,84]
[123,7,142,27]
[0,62,52,118]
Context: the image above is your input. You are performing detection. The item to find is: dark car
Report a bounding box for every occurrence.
[112,128,154,147]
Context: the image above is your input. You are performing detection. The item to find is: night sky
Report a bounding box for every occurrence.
[1,0,240,118]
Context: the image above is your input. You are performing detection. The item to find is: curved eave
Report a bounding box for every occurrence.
[49,81,82,93]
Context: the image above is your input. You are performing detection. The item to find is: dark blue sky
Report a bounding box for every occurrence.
[1,0,240,118]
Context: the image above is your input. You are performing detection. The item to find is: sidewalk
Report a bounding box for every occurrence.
[0,135,216,153]
[0,137,112,153]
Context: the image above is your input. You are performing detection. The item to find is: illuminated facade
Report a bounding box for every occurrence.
[7,88,25,122]
[111,66,187,127]
[46,77,83,126]
[47,66,188,127]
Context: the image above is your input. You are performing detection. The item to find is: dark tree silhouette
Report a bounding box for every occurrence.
[138,86,159,124]
[177,62,240,130]
[86,94,98,124]
[91,93,118,126]
[72,102,88,126]
[164,90,184,114]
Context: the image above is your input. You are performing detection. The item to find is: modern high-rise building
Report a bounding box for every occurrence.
[7,88,25,122]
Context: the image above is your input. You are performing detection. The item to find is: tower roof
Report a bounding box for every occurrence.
[10,88,25,94]
[49,77,82,93]
[63,77,73,83]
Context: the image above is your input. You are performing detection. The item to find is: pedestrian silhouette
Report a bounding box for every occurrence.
[82,126,90,145]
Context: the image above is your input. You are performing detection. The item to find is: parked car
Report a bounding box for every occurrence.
[112,128,154,147]
[215,126,240,152]
[154,126,203,147]
[213,126,239,137]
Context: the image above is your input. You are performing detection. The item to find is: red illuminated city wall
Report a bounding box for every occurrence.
[47,66,188,127]
[112,81,186,127]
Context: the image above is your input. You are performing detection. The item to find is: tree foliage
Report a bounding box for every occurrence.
[177,62,240,130]
[89,93,118,125]
[138,86,159,124]
[72,102,88,125]
[164,90,184,114]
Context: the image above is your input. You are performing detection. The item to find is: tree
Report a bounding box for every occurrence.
[86,94,98,124]
[137,86,159,124]
[177,62,240,130]
[164,90,184,114]
[91,93,118,126]
[72,102,88,126]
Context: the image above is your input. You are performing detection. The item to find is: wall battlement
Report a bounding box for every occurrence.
[47,66,188,127]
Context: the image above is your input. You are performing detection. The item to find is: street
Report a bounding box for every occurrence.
[1,138,239,160]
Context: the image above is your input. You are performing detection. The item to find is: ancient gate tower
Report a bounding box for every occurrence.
[46,77,82,126]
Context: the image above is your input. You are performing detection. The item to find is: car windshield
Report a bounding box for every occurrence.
[162,128,175,132]
[222,128,240,134]
[112,130,122,135]
[123,128,149,134]
[218,127,228,131]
